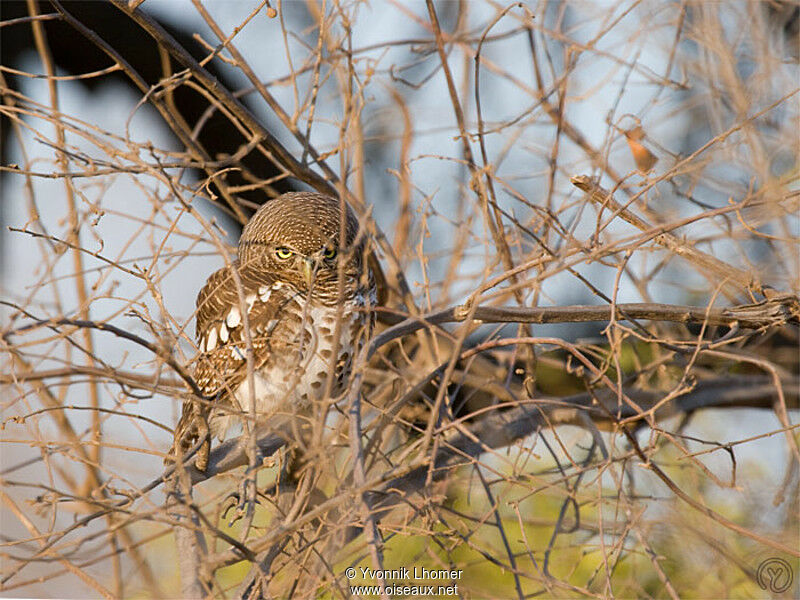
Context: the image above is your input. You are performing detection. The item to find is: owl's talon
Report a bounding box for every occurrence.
[221,467,260,527]
[221,489,259,527]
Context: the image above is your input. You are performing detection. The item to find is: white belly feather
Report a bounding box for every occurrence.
[210,299,365,441]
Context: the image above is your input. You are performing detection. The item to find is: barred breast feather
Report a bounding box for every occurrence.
[172,260,374,468]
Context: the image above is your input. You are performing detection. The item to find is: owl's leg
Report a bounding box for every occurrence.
[277,445,300,490]
[193,417,211,472]
[171,410,211,472]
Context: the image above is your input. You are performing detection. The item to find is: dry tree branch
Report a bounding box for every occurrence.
[201,374,799,567]
[2,1,798,597]
[371,297,799,353]
[571,175,772,298]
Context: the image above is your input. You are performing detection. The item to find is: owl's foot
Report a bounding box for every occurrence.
[220,448,288,526]
[221,487,260,527]
[221,459,262,527]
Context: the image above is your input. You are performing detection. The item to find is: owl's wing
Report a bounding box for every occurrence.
[170,262,297,470]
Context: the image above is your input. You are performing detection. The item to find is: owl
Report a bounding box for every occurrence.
[170,192,376,472]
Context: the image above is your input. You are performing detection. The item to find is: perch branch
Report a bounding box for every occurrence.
[371,298,799,357]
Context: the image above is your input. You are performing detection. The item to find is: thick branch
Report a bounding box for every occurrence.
[371,298,799,357]
[108,0,335,197]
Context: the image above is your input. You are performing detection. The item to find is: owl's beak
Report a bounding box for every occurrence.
[302,257,314,287]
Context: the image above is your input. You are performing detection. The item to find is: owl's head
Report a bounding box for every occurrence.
[238,192,367,296]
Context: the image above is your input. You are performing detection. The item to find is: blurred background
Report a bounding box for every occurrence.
[1,1,798,597]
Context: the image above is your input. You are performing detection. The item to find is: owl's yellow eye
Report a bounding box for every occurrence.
[322,247,338,261]
[275,247,293,260]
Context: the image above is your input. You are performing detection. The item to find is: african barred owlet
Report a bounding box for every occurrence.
[170,192,375,472]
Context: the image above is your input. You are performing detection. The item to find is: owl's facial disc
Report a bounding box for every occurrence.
[267,243,336,291]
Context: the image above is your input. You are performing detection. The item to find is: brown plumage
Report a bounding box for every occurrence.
[170,192,375,471]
